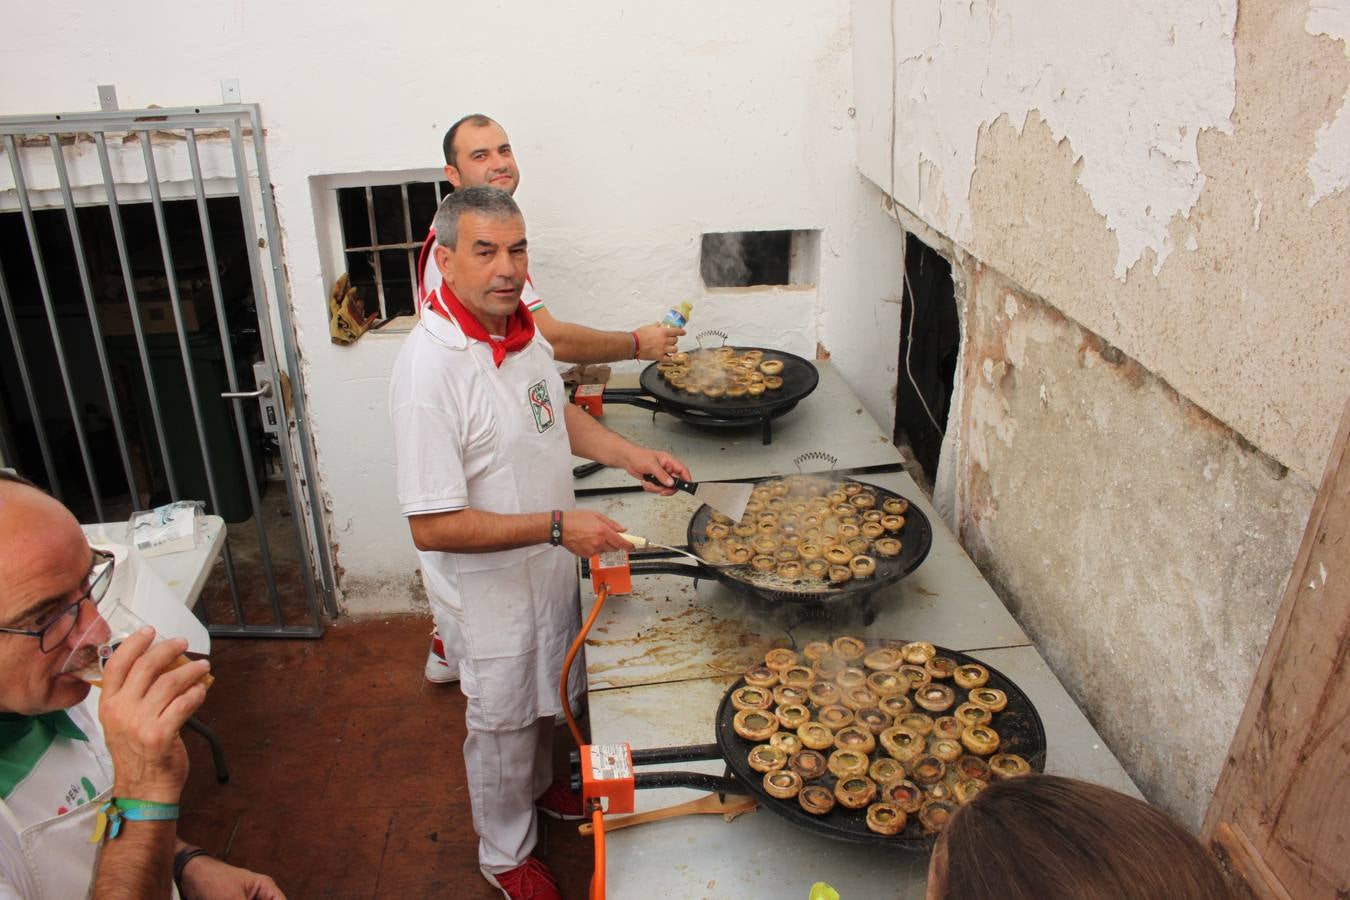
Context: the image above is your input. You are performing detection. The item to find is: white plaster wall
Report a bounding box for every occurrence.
[0,1,901,610]
[851,0,1350,483]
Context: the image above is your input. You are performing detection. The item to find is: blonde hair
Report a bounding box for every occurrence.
[932,774,1234,900]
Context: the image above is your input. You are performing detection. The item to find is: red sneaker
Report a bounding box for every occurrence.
[482,857,562,900]
[535,779,585,821]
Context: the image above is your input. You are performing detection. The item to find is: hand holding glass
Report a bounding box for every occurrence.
[62,599,214,690]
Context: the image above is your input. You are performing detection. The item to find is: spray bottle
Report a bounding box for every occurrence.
[659,301,693,329]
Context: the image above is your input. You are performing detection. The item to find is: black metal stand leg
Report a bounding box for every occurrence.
[761,415,772,445]
[184,717,230,784]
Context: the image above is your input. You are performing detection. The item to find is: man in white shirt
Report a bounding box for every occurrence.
[391,187,689,898]
[0,472,282,899]
[418,114,687,684]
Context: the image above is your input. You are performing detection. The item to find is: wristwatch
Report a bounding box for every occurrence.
[549,510,564,546]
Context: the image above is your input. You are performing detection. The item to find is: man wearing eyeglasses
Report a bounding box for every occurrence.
[0,472,283,898]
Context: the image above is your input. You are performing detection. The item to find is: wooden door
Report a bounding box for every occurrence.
[1202,397,1350,899]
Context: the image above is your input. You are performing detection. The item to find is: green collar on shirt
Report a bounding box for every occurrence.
[0,712,88,799]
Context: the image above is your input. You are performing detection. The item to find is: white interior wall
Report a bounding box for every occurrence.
[0,0,903,610]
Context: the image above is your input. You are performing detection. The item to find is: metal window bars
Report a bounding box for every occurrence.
[0,103,334,636]
[336,179,451,319]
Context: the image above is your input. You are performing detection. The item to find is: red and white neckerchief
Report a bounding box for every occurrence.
[426,282,536,368]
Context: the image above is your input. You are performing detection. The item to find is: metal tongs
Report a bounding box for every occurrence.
[618,533,740,568]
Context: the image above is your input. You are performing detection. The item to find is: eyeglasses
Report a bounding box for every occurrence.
[0,549,115,653]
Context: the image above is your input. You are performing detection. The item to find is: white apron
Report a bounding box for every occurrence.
[0,701,160,900]
[444,334,584,733]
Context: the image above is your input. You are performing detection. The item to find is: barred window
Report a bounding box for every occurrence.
[335,180,452,319]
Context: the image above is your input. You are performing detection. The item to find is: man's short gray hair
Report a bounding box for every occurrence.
[432,187,522,249]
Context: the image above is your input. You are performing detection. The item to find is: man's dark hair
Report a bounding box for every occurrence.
[432,187,522,250]
[442,114,495,167]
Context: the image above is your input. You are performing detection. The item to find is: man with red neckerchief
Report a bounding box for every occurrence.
[417,114,685,688]
[389,187,689,899]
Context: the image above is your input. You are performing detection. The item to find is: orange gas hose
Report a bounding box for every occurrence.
[561,582,608,747]
[562,582,610,899]
[589,807,606,900]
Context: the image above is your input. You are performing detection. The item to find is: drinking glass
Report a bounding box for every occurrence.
[61,601,214,690]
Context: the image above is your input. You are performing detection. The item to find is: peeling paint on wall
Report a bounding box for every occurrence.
[953,268,1315,829]
[859,0,1237,278]
[1306,1,1350,204]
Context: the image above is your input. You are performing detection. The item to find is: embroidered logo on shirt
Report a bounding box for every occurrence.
[528,380,555,433]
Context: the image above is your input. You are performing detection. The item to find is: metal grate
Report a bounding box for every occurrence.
[336,180,451,319]
[0,103,334,637]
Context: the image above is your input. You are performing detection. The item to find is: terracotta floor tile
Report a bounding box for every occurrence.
[224,805,393,899]
[325,703,467,807]
[373,806,497,899]
[174,614,596,898]
[181,702,343,813]
[288,617,431,711]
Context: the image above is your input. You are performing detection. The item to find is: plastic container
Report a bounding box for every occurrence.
[660,301,693,329]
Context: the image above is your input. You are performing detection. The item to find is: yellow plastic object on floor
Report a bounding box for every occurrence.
[809,883,840,900]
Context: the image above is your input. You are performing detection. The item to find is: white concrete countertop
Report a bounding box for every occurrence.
[571,361,904,491]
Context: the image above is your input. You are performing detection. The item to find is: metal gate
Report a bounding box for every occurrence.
[0,102,334,636]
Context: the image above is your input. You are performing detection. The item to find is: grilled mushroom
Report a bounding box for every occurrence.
[827,565,853,585]
[865,802,907,836]
[733,709,779,742]
[797,721,835,751]
[803,559,830,580]
[798,784,836,816]
[832,726,877,755]
[989,753,1032,780]
[897,665,931,691]
[769,731,804,756]
[780,665,816,688]
[763,648,799,671]
[960,724,1001,757]
[953,664,990,690]
[925,657,958,680]
[704,521,731,540]
[835,667,867,690]
[806,680,842,708]
[919,800,958,833]
[954,703,993,729]
[862,647,904,672]
[788,749,829,781]
[867,671,908,699]
[931,739,964,764]
[841,687,880,712]
[968,687,1008,712]
[758,359,785,375]
[750,555,776,574]
[879,726,926,763]
[827,748,871,780]
[823,545,854,565]
[744,665,778,689]
[817,704,855,731]
[931,716,965,743]
[764,375,784,390]
[834,776,878,810]
[869,756,905,785]
[775,560,804,580]
[873,537,903,558]
[881,777,925,814]
[747,744,788,773]
[882,497,910,516]
[801,641,833,662]
[879,695,914,718]
[848,555,878,578]
[897,713,935,736]
[954,755,992,783]
[731,686,773,711]
[913,683,956,713]
[902,641,937,665]
[854,707,892,736]
[953,779,986,805]
[763,769,803,800]
[910,755,948,786]
[813,655,846,680]
[774,703,811,730]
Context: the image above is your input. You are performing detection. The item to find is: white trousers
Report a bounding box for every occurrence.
[465,716,555,873]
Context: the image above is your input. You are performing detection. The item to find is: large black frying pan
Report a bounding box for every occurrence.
[625,476,933,609]
[575,346,820,450]
[715,640,1047,849]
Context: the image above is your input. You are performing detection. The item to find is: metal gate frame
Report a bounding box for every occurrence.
[0,102,336,636]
